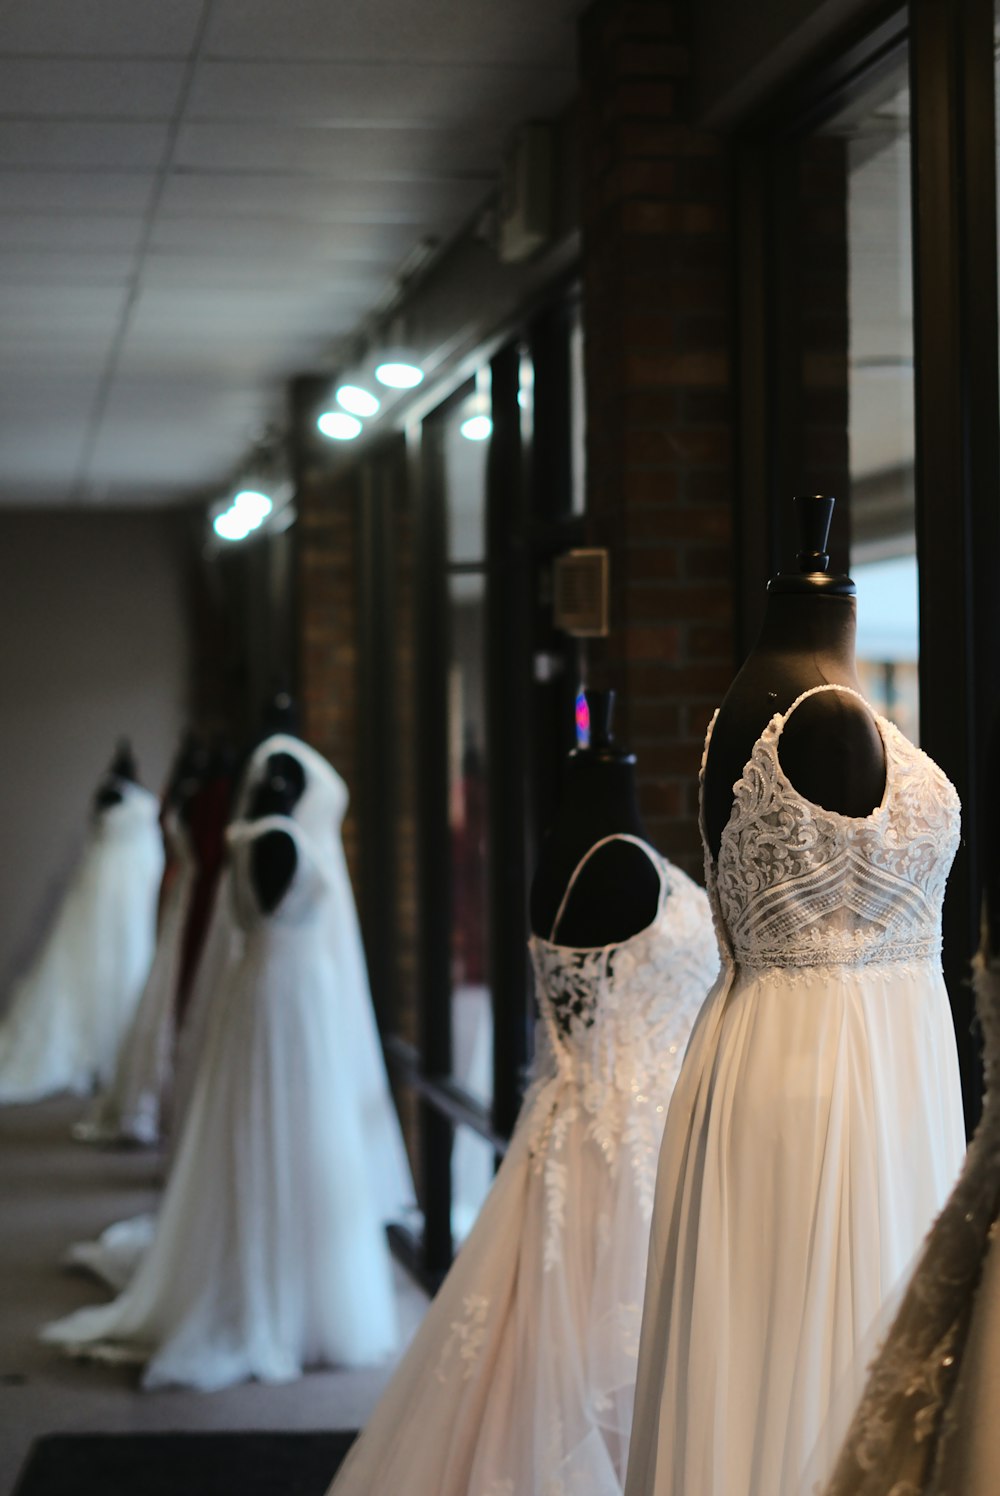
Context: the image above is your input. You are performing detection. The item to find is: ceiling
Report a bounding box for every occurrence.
[0,0,578,508]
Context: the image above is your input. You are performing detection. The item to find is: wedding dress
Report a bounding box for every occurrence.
[326,835,718,1496]
[43,815,399,1390]
[74,808,195,1145]
[625,685,967,1496]
[170,735,412,1221]
[0,781,163,1103]
[816,940,999,1496]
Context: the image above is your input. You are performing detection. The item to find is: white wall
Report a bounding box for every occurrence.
[0,510,195,995]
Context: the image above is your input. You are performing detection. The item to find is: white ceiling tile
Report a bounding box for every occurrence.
[0,0,206,56]
[0,60,186,117]
[175,120,503,177]
[185,59,575,128]
[0,120,170,168]
[158,171,483,225]
[204,0,577,68]
[0,250,134,285]
[0,211,145,251]
[148,213,417,265]
[0,170,155,213]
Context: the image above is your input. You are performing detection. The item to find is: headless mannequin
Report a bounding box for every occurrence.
[530,690,662,948]
[246,753,306,914]
[94,738,139,812]
[703,496,886,860]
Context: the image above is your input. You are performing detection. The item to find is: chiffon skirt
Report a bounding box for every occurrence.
[44,925,398,1389]
[625,957,966,1496]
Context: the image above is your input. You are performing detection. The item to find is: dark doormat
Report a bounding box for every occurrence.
[11,1431,357,1496]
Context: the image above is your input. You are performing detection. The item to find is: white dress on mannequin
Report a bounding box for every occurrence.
[625,685,967,1496]
[0,780,163,1104]
[171,734,413,1221]
[43,815,399,1390]
[326,836,718,1496]
[74,809,195,1146]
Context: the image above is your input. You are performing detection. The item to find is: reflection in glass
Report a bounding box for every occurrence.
[451,1121,496,1243]
[447,569,491,1104]
[842,74,918,732]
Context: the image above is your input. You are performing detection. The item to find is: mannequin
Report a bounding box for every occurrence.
[703,494,886,858]
[530,689,662,948]
[94,738,139,811]
[986,710,1000,959]
[245,756,304,913]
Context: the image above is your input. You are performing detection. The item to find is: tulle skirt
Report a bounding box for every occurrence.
[330,1070,659,1496]
[0,820,162,1103]
[44,924,399,1389]
[625,957,966,1496]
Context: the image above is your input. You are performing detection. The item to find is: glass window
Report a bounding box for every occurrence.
[775,55,917,733]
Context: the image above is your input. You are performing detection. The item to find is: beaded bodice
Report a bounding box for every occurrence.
[702,685,961,972]
[524,836,718,1224]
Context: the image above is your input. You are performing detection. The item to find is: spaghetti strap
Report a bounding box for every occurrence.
[549,833,663,942]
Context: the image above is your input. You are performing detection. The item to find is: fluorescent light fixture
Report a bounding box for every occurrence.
[232,489,273,526]
[213,509,252,542]
[460,413,493,442]
[374,360,424,390]
[336,383,381,418]
[317,410,363,441]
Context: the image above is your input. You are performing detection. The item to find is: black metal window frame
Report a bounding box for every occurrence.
[735,0,1000,1126]
[355,284,583,1287]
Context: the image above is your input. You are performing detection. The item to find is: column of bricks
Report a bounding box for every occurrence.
[296,466,362,889]
[578,0,736,874]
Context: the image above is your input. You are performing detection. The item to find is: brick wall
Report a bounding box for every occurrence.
[579,0,736,874]
[296,466,363,888]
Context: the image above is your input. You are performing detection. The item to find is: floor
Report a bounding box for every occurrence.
[0,1098,429,1496]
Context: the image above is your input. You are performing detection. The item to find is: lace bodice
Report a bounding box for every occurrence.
[227,815,328,934]
[525,836,718,1222]
[702,685,961,971]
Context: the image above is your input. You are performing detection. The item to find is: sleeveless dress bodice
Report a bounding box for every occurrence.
[227,816,328,936]
[709,685,961,972]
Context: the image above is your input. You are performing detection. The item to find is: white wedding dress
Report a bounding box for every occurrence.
[625,685,967,1496]
[74,809,195,1146]
[0,781,164,1104]
[170,734,412,1221]
[43,815,399,1390]
[817,941,1000,1496]
[327,835,719,1496]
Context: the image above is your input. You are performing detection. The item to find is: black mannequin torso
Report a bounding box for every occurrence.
[244,752,306,911]
[984,712,1000,959]
[703,498,886,860]
[93,738,140,812]
[530,693,661,948]
[250,829,298,915]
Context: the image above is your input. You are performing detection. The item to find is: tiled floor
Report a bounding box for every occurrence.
[0,1098,428,1496]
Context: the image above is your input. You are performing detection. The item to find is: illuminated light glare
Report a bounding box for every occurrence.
[336,384,381,418]
[317,410,363,441]
[232,489,273,526]
[460,413,493,442]
[213,509,252,542]
[575,687,590,748]
[374,360,424,390]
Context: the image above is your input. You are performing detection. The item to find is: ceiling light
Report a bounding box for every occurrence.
[213,509,252,542]
[375,360,424,390]
[336,384,381,419]
[232,489,273,526]
[317,410,363,441]
[460,413,493,442]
